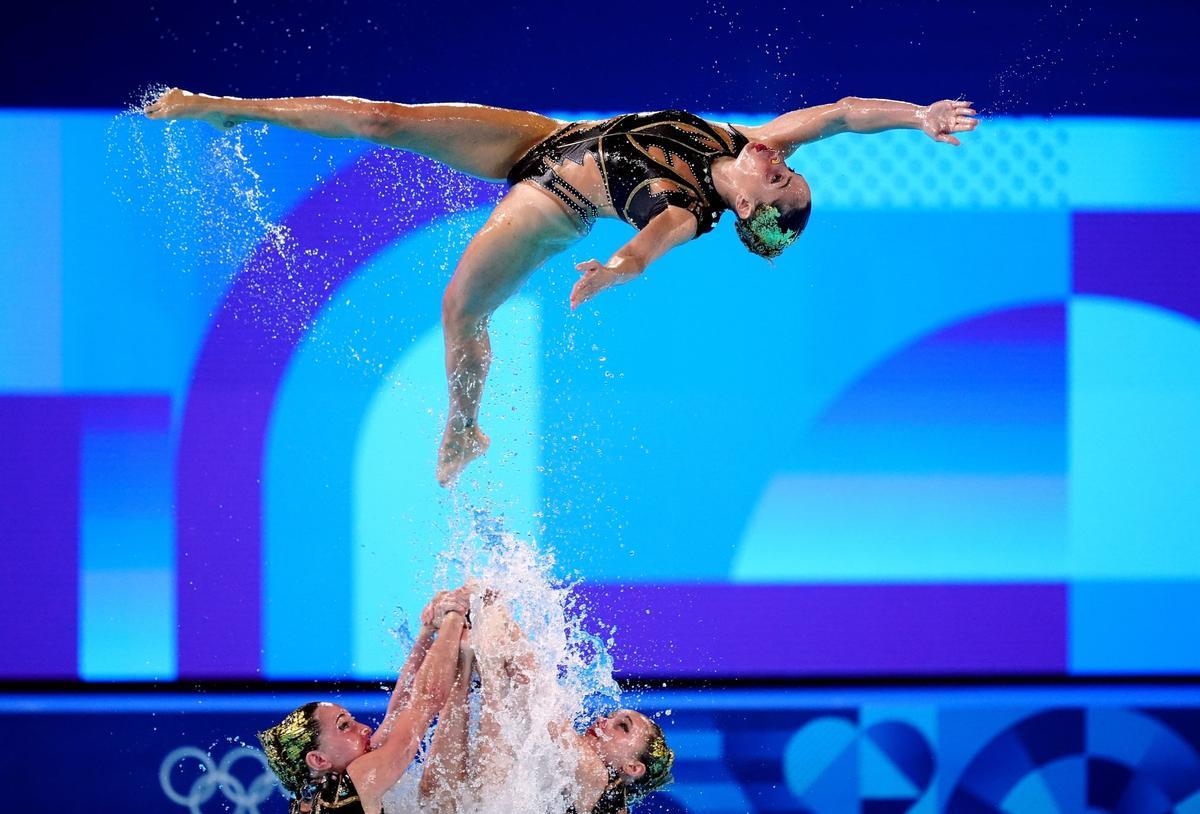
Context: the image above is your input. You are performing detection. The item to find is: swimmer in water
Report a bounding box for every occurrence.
[257,588,470,814]
[145,90,978,485]
[417,589,674,814]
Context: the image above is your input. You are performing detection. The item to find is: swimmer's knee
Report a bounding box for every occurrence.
[441,285,465,329]
[441,284,486,336]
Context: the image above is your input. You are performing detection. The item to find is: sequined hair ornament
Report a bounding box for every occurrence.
[257,702,323,798]
[734,201,811,260]
[628,722,676,802]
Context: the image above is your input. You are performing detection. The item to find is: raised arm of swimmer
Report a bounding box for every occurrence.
[344,610,467,813]
[371,588,469,749]
[741,96,979,155]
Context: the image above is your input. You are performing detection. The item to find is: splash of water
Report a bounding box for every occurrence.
[385,512,620,814]
[110,92,495,376]
[110,87,296,285]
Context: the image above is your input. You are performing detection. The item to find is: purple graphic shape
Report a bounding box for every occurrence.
[796,304,1067,476]
[818,304,1066,427]
[578,583,1067,676]
[0,397,80,677]
[922,301,1066,344]
[176,151,501,677]
[1074,213,1200,322]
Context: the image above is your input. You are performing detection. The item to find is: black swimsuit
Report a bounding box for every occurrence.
[295,772,367,814]
[565,785,627,814]
[507,110,748,235]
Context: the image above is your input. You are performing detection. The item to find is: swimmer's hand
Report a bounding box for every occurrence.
[144,88,239,131]
[570,258,641,310]
[918,100,978,146]
[420,589,470,632]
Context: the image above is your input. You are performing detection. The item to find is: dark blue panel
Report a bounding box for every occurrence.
[3,1,1196,117]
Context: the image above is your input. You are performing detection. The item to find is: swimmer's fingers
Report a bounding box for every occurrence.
[425,590,454,623]
[570,260,608,310]
[570,273,608,310]
[571,260,639,309]
[934,133,962,146]
[423,589,470,629]
[437,594,471,621]
[450,583,475,603]
[419,593,443,628]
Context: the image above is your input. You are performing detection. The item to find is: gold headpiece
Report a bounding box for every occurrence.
[257,703,322,796]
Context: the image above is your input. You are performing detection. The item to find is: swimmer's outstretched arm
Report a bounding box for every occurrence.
[569,206,698,309]
[741,97,979,155]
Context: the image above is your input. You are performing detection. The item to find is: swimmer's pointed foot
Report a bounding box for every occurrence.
[143,87,182,119]
[144,88,238,131]
[436,423,490,487]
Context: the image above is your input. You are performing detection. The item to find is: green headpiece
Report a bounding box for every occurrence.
[734,201,810,260]
[257,702,322,797]
[628,721,676,803]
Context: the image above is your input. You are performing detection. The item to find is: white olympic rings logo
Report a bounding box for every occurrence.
[160,745,279,813]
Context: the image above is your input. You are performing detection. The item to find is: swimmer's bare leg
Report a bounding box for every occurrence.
[144,89,561,180]
[471,598,536,795]
[437,184,577,486]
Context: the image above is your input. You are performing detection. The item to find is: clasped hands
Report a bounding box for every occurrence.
[419,586,471,633]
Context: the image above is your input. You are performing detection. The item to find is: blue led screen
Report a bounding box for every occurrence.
[1,111,1198,680]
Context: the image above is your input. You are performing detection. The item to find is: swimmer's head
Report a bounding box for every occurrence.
[258,702,373,797]
[587,709,675,801]
[258,702,322,796]
[726,141,812,260]
[735,201,811,260]
[627,718,675,802]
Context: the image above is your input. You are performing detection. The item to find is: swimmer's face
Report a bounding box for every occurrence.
[307,703,373,773]
[730,142,811,219]
[586,709,654,780]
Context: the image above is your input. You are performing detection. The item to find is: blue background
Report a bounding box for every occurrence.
[3,110,1198,681]
[3,4,1200,810]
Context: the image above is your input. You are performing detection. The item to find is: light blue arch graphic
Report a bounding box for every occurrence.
[352,295,540,675]
[732,302,1068,583]
[1068,296,1200,578]
[265,209,541,678]
[541,208,1069,583]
